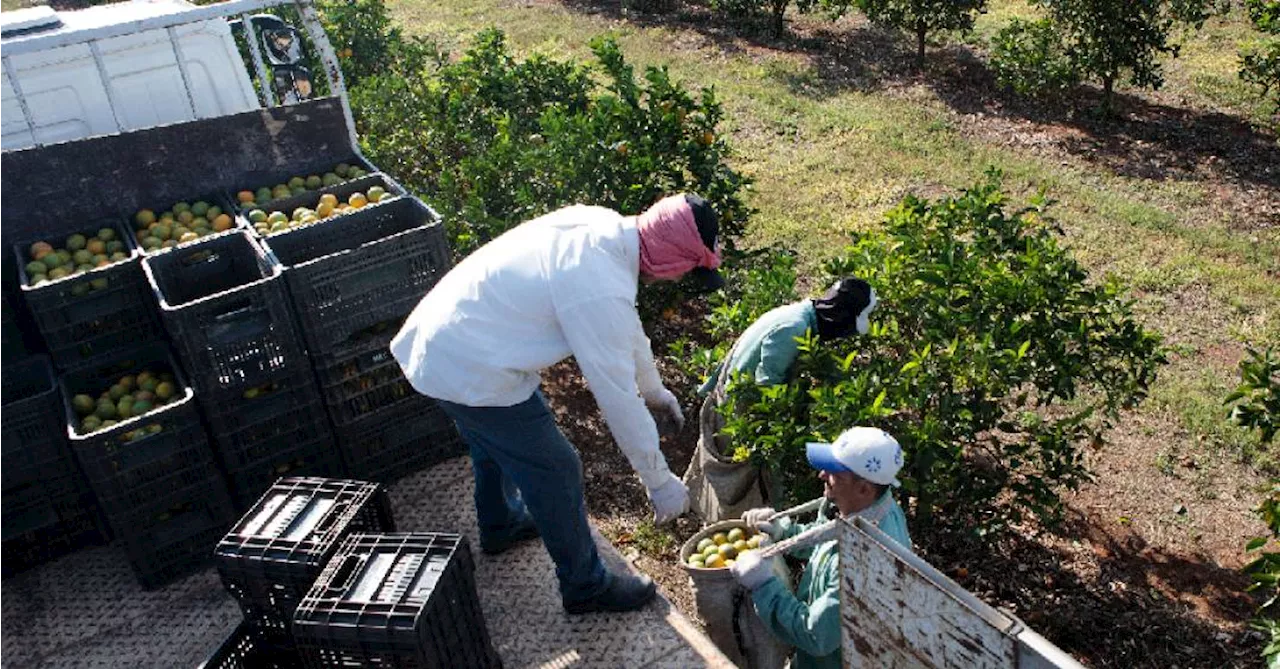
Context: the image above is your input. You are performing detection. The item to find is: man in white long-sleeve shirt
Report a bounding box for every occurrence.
[391,193,723,613]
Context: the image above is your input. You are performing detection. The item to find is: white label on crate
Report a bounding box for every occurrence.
[350,553,395,601]
[284,498,335,541]
[241,493,288,536]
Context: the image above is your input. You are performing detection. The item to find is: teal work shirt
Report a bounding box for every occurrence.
[750,495,911,669]
[699,300,817,394]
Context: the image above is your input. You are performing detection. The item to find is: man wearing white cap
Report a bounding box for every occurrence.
[729,427,911,669]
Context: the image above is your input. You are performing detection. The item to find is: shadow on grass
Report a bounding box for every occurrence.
[555,0,1280,195]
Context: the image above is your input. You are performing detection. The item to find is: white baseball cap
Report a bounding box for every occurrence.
[805,427,903,487]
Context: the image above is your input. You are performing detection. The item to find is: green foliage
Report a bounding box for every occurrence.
[858,0,987,63]
[1227,346,1279,445]
[666,249,799,386]
[1201,138,1273,669]
[1241,0,1280,110]
[719,171,1165,532]
[349,29,752,256]
[1245,481,1280,668]
[989,18,1080,98]
[1032,0,1213,112]
[317,0,408,86]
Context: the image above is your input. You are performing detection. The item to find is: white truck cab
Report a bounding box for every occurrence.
[1,0,260,150]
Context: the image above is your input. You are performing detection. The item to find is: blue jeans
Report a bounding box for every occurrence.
[437,392,610,602]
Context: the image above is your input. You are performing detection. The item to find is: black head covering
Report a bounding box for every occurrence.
[684,194,724,291]
[813,278,875,340]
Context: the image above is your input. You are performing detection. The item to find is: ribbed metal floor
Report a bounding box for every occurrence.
[1,457,731,668]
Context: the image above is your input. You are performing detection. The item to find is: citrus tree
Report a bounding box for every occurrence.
[348,29,751,256]
[993,0,1213,112]
[714,172,1165,533]
[1240,0,1280,110]
[858,0,987,65]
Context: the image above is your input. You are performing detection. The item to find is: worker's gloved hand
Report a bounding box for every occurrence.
[742,507,780,539]
[647,471,690,524]
[643,387,685,434]
[730,549,775,591]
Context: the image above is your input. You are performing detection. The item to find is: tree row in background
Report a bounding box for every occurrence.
[693,0,1279,116]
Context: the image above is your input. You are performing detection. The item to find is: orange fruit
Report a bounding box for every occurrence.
[237,190,255,204]
[212,214,233,232]
[348,193,368,209]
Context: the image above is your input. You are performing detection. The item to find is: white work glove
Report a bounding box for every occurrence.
[646,470,690,524]
[643,387,685,435]
[742,507,781,539]
[730,548,776,591]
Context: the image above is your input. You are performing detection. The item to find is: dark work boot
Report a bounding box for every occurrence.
[563,573,657,614]
[480,515,540,556]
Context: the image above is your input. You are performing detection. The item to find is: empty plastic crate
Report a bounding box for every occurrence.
[143,230,308,396]
[215,477,395,643]
[243,173,406,238]
[263,195,449,366]
[59,343,224,519]
[198,620,304,669]
[336,395,463,484]
[12,219,164,370]
[293,533,500,669]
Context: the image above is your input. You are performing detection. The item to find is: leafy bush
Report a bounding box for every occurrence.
[716,171,1165,532]
[990,18,1080,98]
[858,0,987,64]
[349,29,752,256]
[1245,482,1280,668]
[1240,0,1280,110]
[1227,343,1280,666]
[709,0,855,37]
[1228,346,1280,444]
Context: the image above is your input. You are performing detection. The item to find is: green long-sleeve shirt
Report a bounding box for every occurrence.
[750,496,911,669]
[699,300,816,395]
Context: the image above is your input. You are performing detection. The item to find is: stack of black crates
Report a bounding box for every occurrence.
[293,533,501,668]
[144,231,342,510]
[58,343,233,586]
[214,477,395,659]
[1,355,104,575]
[264,188,464,483]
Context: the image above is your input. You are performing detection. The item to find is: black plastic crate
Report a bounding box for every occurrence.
[224,431,345,512]
[2,292,27,361]
[13,220,164,371]
[59,344,222,519]
[143,230,308,397]
[293,533,500,669]
[318,355,420,427]
[242,173,406,238]
[2,486,105,577]
[263,195,449,365]
[198,621,304,669]
[215,477,395,642]
[229,156,376,215]
[2,355,75,494]
[113,477,236,589]
[128,193,243,256]
[336,396,463,484]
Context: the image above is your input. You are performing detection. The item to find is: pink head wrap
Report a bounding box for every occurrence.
[636,195,721,280]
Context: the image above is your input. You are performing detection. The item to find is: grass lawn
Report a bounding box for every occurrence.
[385,0,1277,664]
